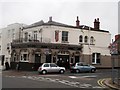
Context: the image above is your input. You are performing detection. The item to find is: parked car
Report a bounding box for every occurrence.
[70,62,96,73]
[38,63,66,74]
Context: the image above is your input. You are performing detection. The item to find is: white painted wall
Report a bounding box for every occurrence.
[23,25,111,56]
[0,23,26,67]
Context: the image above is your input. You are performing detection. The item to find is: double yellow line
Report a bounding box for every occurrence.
[97,79,107,88]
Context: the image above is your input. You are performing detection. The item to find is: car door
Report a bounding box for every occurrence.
[43,63,51,72]
[77,63,84,72]
[50,63,58,72]
[83,64,91,72]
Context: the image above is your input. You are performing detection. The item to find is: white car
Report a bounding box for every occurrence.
[38,63,65,74]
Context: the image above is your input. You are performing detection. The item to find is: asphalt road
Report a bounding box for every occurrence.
[2,69,112,89]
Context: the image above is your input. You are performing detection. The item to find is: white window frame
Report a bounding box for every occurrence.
[62,31,68,43]
[92,53,101,64]
[20,52,29,62]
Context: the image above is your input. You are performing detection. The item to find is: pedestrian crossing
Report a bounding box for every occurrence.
[5,75,102,88]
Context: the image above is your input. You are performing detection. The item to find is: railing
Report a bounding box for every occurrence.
[12,37,51,44]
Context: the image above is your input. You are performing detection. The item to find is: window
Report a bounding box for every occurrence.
[79,35,83,42]
[84,36,88,43]
[8,30,10,38]
[12,29,15,40]
[33,31,37,40]
[92,53,101,64]
[50,63,57,67]
[44,64,49,67]
[62,31,68,42]
[0,33,1,38]
[24,32,28,42]
[20,52,29,62]
[7,43,10,49]
[90,36,94,44]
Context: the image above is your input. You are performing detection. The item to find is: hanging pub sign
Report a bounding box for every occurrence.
[110,43,118,55]
[55,30,59,42]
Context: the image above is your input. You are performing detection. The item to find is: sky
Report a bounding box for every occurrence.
[0,0,119,40]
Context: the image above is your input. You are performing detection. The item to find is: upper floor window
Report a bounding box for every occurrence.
[0,33,1,38]
[90,36,94,44]
[79,35,83,42]
[24,32,28,42]
[62,31,68,42]
[0,45,1,51]
[33,31,37,40]
[84,36,88,43]
[8,30,10,38]
[12,29,15,40]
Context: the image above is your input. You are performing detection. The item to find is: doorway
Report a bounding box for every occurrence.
[75,56,80,63]
[46,54,52,63]
[57,55,70,69]
[34,54,41,70]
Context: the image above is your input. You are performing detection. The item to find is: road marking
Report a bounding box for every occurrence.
[82,75,97,78]
[97,79,107,88]
[80,83,92,88]
[69,76,77,78]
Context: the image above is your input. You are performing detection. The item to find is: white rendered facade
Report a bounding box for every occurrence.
[0,23,25,69]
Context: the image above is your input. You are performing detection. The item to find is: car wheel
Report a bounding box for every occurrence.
[42,70,47,74]
[76,69,80,73]
[60,69,65,74]
[91,69,95,73]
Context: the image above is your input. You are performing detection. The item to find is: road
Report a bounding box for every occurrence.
[2,69,112,89]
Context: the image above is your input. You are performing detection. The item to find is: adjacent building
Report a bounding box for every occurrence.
[10,17,112,71]
[0,23,26,69]
[110,34,120,68]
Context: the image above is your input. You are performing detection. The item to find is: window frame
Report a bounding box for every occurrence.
[84,36,88,43]
[79,35,83,43]
[90,36,94,45]
[62,31,68,42]
[92,53,101,64]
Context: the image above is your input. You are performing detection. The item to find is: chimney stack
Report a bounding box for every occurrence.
[115,34,120,40]
[94,18,100,30]
[76,16,80,27]
[49,16,52,22]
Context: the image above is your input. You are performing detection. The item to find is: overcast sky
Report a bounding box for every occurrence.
[0,0,119,40]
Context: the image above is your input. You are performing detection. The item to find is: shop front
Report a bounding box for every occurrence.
[11,42,82,71]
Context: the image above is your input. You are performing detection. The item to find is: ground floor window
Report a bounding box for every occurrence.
[92,53,101,64]
[20,53,29,62]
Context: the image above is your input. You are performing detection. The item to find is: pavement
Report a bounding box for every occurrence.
[2,70,120,90]
[103,78,120,90]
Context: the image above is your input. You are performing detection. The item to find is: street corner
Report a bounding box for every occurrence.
[103,78,120,90]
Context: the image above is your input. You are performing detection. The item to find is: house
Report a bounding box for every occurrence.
[11,17,111,71]
[110,34,120,68]
[0,23,26,70]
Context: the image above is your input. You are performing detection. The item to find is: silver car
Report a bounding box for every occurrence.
[70,62,96,73]
[38,63,65,74]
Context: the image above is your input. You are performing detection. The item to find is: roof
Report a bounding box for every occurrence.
[23,19,109,33]
[112,35,120,44]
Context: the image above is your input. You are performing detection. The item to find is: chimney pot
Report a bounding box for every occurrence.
[97,18,99,22]
[94,18,100,30]
[49,16,52,22]
[76,16,80,27]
